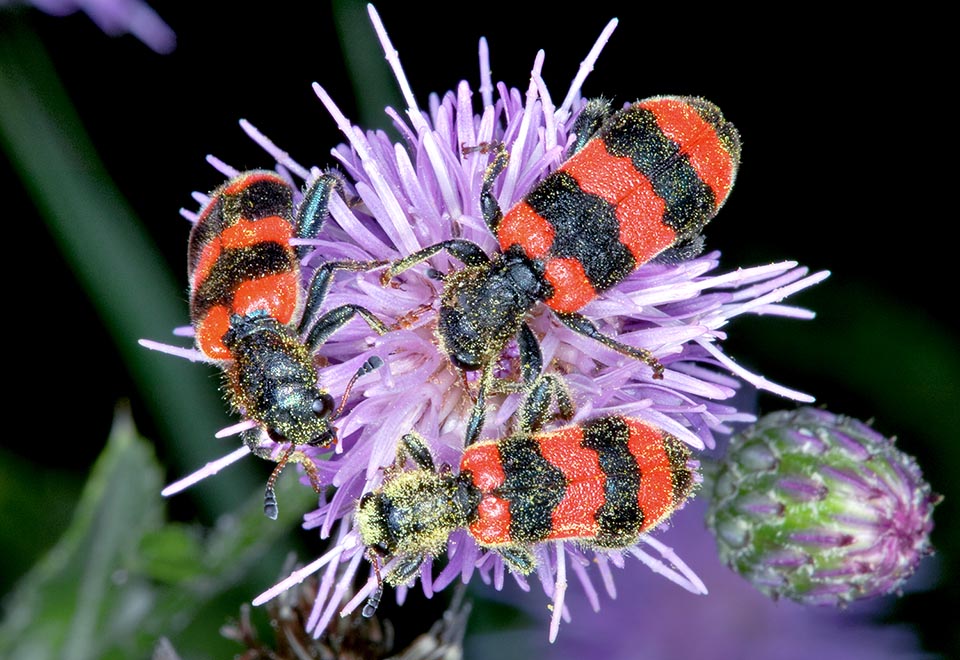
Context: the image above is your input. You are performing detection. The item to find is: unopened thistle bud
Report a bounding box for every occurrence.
[707,407,940,606]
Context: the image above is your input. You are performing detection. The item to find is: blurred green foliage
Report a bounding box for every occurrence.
[0,407,314,659]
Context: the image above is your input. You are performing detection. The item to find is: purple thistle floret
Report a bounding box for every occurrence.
[15,0,176,53]
[145,5,828,642]
[707,407,940,606]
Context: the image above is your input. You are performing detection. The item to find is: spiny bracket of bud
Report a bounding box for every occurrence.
[706,407,940,606]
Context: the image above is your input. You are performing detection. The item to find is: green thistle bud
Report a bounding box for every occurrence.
[707,407,940,606]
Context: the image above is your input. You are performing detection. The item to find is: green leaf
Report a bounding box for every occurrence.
[0,449,81,587]
[137,525,205,584]
[0,407,164,660]
[149,473,317,657]
[0,407,319,660]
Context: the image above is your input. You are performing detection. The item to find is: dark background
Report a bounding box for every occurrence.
[2,1,956,656]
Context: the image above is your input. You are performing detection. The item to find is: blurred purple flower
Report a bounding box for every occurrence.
[470,500,930,659]
[198,5,834,641]
[8,0,175,53]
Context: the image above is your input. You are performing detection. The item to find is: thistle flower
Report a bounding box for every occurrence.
[7,0,176,53]
[195,5,836,642]
[706,407,940,606]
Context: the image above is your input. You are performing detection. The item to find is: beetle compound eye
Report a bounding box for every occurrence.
[369,542,390,556]
[312,393,336,417]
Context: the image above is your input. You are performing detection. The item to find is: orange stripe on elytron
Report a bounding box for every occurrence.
[470,495,512,546]
[192,217,294,295]
[615,175,676,263]
[461,442,506,491]
[640,98,735,202]
[624,418,676,531]
[219,216,293,250]
[560,139,648,205]
[497,202,555,258]
[223,171,287,196]
[543,257,596,312]
[195,305,232,359]
[233,272,300,325]
[191,236,222,293]
[536,426,605,540]
[461,442,510,544]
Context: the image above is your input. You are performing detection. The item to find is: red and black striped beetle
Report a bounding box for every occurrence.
[383,96,740,444]
[188,171,387,518]
[357,382,697,617]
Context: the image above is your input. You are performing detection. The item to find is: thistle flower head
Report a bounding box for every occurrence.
[225,6,833,642]
[706,407,940,606]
